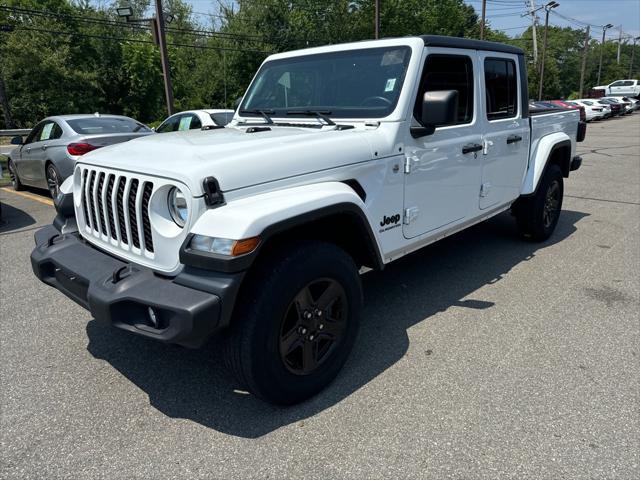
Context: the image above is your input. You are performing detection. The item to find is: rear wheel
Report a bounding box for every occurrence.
[513,164,563,241]
[8,159,24,191]
[226,241,362,405]
[46,163,62,199]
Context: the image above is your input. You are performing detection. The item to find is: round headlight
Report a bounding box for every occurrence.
[168,187,188,227]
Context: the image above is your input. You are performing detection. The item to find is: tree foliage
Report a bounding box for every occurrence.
[0,0,638,128]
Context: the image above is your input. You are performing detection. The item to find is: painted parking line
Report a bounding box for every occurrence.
[0,187,54,206]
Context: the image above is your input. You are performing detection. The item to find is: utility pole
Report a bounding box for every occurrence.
[597,23,613,86]
[117,2,174,116]
[630,36,640,78]
[155,0,174,116]
[538,1,559,101]
[578,25,590,99]
[617,26,622,64]
[374,0,380,39]
[522,0,542,66]
[480,0,486,40]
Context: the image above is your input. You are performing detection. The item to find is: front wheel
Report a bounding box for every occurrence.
[8,160,24,191]
[226,241,362,405]
[513,164,564,241]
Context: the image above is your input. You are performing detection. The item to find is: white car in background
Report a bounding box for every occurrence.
[572,99,607,121]
[594,79,640,98]
[156,109,235,133]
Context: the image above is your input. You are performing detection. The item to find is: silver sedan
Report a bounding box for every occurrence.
[7,114,153,198]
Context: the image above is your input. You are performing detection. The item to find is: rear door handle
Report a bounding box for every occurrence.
[506,135,522,144]
[42,144,48,150]
[462,143,483,154]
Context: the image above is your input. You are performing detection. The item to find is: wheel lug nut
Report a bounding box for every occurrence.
[315,309,323,317]
[318,324,324,330]
[299,327,307,335]
[309,335,315,341]
[304,311,312,319]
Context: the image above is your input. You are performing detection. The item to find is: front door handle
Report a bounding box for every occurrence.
[506,135,522,144]
[462,143,483,154]
[26,147,31,153]
[42,144,48,150]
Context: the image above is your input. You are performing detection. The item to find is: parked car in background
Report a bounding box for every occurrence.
[594,79,640,98]
[615,96,640,111]
[7,114,152,198]
[155,109,235,133]
[602,96,633,114]
[596,98,623,116]
[570,99,606,121]
[549,100,586,122]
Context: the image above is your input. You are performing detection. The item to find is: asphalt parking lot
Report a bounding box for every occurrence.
[1,115,639,479]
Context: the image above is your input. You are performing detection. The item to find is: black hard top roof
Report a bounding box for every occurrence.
[419,35,524,55]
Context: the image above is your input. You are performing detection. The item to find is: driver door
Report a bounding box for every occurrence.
[403,48,483,239]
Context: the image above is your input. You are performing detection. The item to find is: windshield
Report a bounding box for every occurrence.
[67,117,150,134]
[240,46,412,119]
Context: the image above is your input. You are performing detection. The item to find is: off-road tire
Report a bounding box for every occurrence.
[514,164,563,241]
[225,240,362,405]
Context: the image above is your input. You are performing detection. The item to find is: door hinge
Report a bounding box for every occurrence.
[404,206,419,224]
[480,182,491,197]
[404,155,419,174]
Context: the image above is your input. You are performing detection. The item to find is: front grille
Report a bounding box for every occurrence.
[79,167,154,254]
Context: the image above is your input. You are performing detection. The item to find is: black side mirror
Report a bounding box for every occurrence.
[10,135,23,145]
[411,90,459,138]
[234,97,243,110]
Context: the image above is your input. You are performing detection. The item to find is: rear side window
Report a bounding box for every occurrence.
[210,112,233,126]
[67,117,150,134]
[484,58,518,120]
[415,54,474,126]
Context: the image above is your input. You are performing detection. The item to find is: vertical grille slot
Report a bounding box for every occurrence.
[88,170,98,230]
[106,175,116,240]
[81,169,90,227]
[141,182,154,252]
[96,172,106,235]
[116,177,128,244]
[128,179,141,249]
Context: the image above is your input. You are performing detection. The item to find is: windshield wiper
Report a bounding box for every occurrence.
[239,109,274,124]
[286,110,335,126]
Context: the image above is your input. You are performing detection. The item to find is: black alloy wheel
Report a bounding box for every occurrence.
[542,180,561,229]
[279,278,347,376]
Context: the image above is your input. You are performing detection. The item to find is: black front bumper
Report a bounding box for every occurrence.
[31,225,243,348]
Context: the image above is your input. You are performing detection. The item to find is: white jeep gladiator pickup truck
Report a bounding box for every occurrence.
[31,35,585,405]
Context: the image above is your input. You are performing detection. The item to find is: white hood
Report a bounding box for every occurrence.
[77,125,379,195]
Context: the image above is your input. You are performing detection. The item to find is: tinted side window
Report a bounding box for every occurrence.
[210,112,233,126]
[25,122,45,144]
[176,115,197,131]
[485,58,517,120]
[189,115,202,129]
[157,116,179,133]
[610,81,624,86]
[415,55,474,126]
[50,122,64,139]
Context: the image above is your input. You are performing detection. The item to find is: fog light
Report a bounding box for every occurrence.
[148,307,158,328]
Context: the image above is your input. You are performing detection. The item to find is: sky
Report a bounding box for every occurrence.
[181,0,640,40]
[464,0,640,40]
